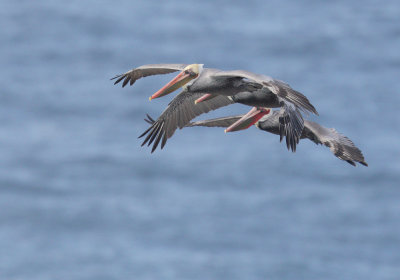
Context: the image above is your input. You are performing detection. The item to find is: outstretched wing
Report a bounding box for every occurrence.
[145,114,242,128]
[187,116,243,128]
[111,64,187,87]
[303,120,368,166]
[139,91,234,153]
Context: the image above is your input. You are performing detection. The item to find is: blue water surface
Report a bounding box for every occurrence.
[1,1,399,279]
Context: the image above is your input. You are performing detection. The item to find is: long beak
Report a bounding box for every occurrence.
[224,107,270,133]
[149,71,193,100]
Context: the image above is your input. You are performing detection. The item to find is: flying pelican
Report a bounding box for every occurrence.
[112,63,318,152]
[152,110,366,166]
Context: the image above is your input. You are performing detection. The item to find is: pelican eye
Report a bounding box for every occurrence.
[185,70,197,77]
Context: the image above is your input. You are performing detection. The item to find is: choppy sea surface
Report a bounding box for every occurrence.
[1,1,400,279]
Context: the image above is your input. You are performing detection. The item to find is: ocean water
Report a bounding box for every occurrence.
[1,0,399,279]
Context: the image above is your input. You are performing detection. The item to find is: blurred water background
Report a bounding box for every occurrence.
[1,0,399,279]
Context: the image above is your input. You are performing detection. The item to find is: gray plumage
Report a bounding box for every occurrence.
[112,64,318,152]
[111,64,187,87]
[184,111,367,166]
[300,121,367,166]
[214,70,318,115]
[139,91,234,153]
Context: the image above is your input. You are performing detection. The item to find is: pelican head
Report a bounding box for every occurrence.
[149,64,204,100]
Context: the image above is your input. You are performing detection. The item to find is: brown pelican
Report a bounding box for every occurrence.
[112,64,318,152]
[156,110,366,166]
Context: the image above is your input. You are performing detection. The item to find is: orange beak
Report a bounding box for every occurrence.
[224,107,270,133]
[149,71,194,100]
